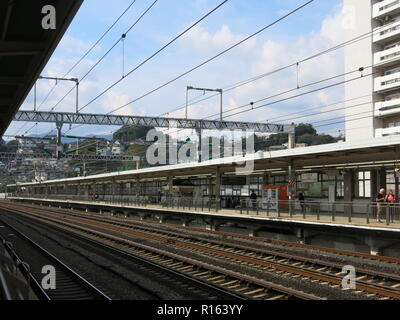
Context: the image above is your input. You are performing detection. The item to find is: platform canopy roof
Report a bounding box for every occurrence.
[9,136,400,187]
[0,0,83,136]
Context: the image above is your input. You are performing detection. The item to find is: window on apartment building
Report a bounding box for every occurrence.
[354,171,371,198]
[385,92,400,101]
[388,121,400,127]
[384,41,400,51]
[385,67,400,76]
[387,13,400,24]
[381,0,400,12]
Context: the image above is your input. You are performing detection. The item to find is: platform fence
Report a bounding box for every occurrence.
[6,193,400,226]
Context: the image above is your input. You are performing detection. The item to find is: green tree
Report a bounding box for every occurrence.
[295,123,317,137]
[252,123,339,151]
[126,144,146,157]
[2,140,19,152]
[297,133,336,146]
[113,126,154,143]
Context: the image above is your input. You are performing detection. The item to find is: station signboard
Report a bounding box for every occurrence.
[300,172,318,183]
[221,176,246,185]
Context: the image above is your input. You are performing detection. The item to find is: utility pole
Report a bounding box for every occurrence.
[186,86,223,120]
[186,86,223,162]
[38,76,79,113]
[56,121,63,159]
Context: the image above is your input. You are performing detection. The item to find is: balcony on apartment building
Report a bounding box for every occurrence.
[376,125,400,137]
[373,0,400,19]
[375,97,400,116]
[374,70,400,92]
[374,42,400,67]
[373,19,400,43]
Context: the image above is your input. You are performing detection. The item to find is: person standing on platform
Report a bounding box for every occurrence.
[158,191,162,204]
[385,190,396,222]
[298,192,305,213]
[250,190,257,210]
[375,188,386,223]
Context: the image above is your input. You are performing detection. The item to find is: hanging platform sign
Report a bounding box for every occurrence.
[221,176,246,185]
[300,173,318,183]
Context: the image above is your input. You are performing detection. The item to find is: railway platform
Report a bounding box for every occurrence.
[6,196,400,258]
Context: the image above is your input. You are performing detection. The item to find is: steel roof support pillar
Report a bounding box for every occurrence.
[288,161,295,216]
[215,167,221,212]
[377,168,386,192]
[344,170,354,217]
[56,121,63,159]
[288,132,295,150]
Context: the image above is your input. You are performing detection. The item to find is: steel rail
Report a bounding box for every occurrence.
[0,204,321,300]
[0,218,111,300]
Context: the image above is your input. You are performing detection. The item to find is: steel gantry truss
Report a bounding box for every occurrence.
[0,152,139,162]
[14,110,295,133]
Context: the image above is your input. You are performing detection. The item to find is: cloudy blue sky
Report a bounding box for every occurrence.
[7,0,348,140]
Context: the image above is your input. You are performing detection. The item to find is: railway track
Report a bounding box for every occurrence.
[11,200,400,265]
[2,201,400,299]
[61,212,400,296]
[0,202,322,300]
[0,218,111,300]
[35,209,400,299]
[0,212,252,300]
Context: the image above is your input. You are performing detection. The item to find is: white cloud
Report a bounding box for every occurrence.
[179,24,256,55]
[100,91,132,115]
[222,5,347,127]
[9,4,349,139]
[58,35,99,56]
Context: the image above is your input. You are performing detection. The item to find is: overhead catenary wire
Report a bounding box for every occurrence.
[49,0,160,113]
[77,0,232,113]
[102,0,316,115]
[154,20,389,117]
[21,0,390,144]
[58,1,381,136]
[131,65,377,147]
[92,70,380,160]
[25,0,394,152]
[193,66,372,122]
[263,94,373,123]
[25,1,138,113]
[221,69,377,120]
[65,64,377,159]
[65,0,316,134]
[14,0,139,138]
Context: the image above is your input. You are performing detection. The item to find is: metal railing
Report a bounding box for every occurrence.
[8,193,400,226]
[0,237,30,300]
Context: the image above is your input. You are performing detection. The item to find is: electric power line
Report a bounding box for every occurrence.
[64,0,316,135]
[93,70,380,160]
[14,0,139,138]
[48,0,160,114]
[77,0,231,112]
[65,64,378,162]
[101,0,316,115]
[159,24,383,117]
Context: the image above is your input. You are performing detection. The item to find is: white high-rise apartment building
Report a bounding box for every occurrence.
[345,0,400,141]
